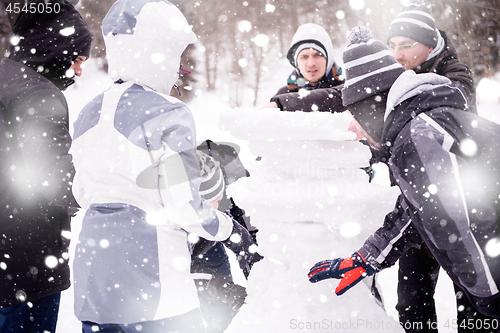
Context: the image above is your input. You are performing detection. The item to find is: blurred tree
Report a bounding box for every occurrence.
[2,0,500,106]
[77,0,114,71]
[430,0,500,79]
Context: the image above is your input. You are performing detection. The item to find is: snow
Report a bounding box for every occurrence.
[58,58,500,332]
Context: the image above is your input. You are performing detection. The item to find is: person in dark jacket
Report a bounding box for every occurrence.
[0,1,92,332]
[308,26,500,328]
[384,2,485,331]
[261,23,346,112]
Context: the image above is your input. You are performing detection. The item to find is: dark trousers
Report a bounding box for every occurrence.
[397,245,499,333]
[0,292,61,333]
[81,308,205,333]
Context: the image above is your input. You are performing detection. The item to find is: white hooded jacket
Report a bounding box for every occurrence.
[71,0,232,324]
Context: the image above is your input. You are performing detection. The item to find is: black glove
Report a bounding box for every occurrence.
[229,197,259,244]
[192,263,247,311]
[222,219,263,278]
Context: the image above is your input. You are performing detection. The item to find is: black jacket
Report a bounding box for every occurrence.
[414,30,476,113]
[359,71,500,316]
[0,0,90,307]
[270,67,346,113]
[0,58,79,307]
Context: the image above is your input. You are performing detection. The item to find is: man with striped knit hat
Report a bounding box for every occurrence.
[308,26,500,332]
[386,2,484,332]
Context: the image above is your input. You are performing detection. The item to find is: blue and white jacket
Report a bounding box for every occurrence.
[71,0,232,324]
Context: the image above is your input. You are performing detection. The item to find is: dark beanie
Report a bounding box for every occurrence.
[196,151,225,203]
[386,0,438,48]
[342,26,405,107]
[8,0,93,89]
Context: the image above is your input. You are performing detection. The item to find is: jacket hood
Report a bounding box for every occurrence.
[380,70,468,150]
[102,0,197,94]
[286,23,336,79]
[7,0,93,90]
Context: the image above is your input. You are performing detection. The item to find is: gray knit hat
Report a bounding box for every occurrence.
[196,151,225,203]
[386,0,438,48]
[342,26,405,106]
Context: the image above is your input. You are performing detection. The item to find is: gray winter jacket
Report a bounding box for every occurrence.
[359,71,500,317]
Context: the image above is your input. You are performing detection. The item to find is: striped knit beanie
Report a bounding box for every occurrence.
[386,0,438,48]
[196,151,225,203]
[342,26,405,106]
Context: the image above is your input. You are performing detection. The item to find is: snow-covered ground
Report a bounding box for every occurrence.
[57,58,500,333]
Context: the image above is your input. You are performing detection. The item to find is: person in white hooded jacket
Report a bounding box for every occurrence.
[70,1,233,332]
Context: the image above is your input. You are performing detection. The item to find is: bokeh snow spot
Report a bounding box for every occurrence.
[172,255,190,271]
[238,58,248,68]
[151,53,165,64]
[340,222,361,238]
[485,238,500,258]
[10,35,21,46]
[253,34,269,47]
[349,0,365,10]
[15,290,27,302]
[230,233,242,243]
[459,138,478,157]
[45,255,58,269]
[428,184,438,195]
[61,230,71,239]
[188,233,200,244]
[265,4,275,13]
[238,20,252,33]
[60,27,75,36]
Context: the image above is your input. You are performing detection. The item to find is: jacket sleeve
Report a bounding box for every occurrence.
[156,104,233,241]
[375,115,500,297]
[270,87,346,113]
[437,59,477,113]
[358,194,424,271]
[16,89,79,210]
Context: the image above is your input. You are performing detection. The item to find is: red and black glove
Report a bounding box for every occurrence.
[308,251,377,295]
